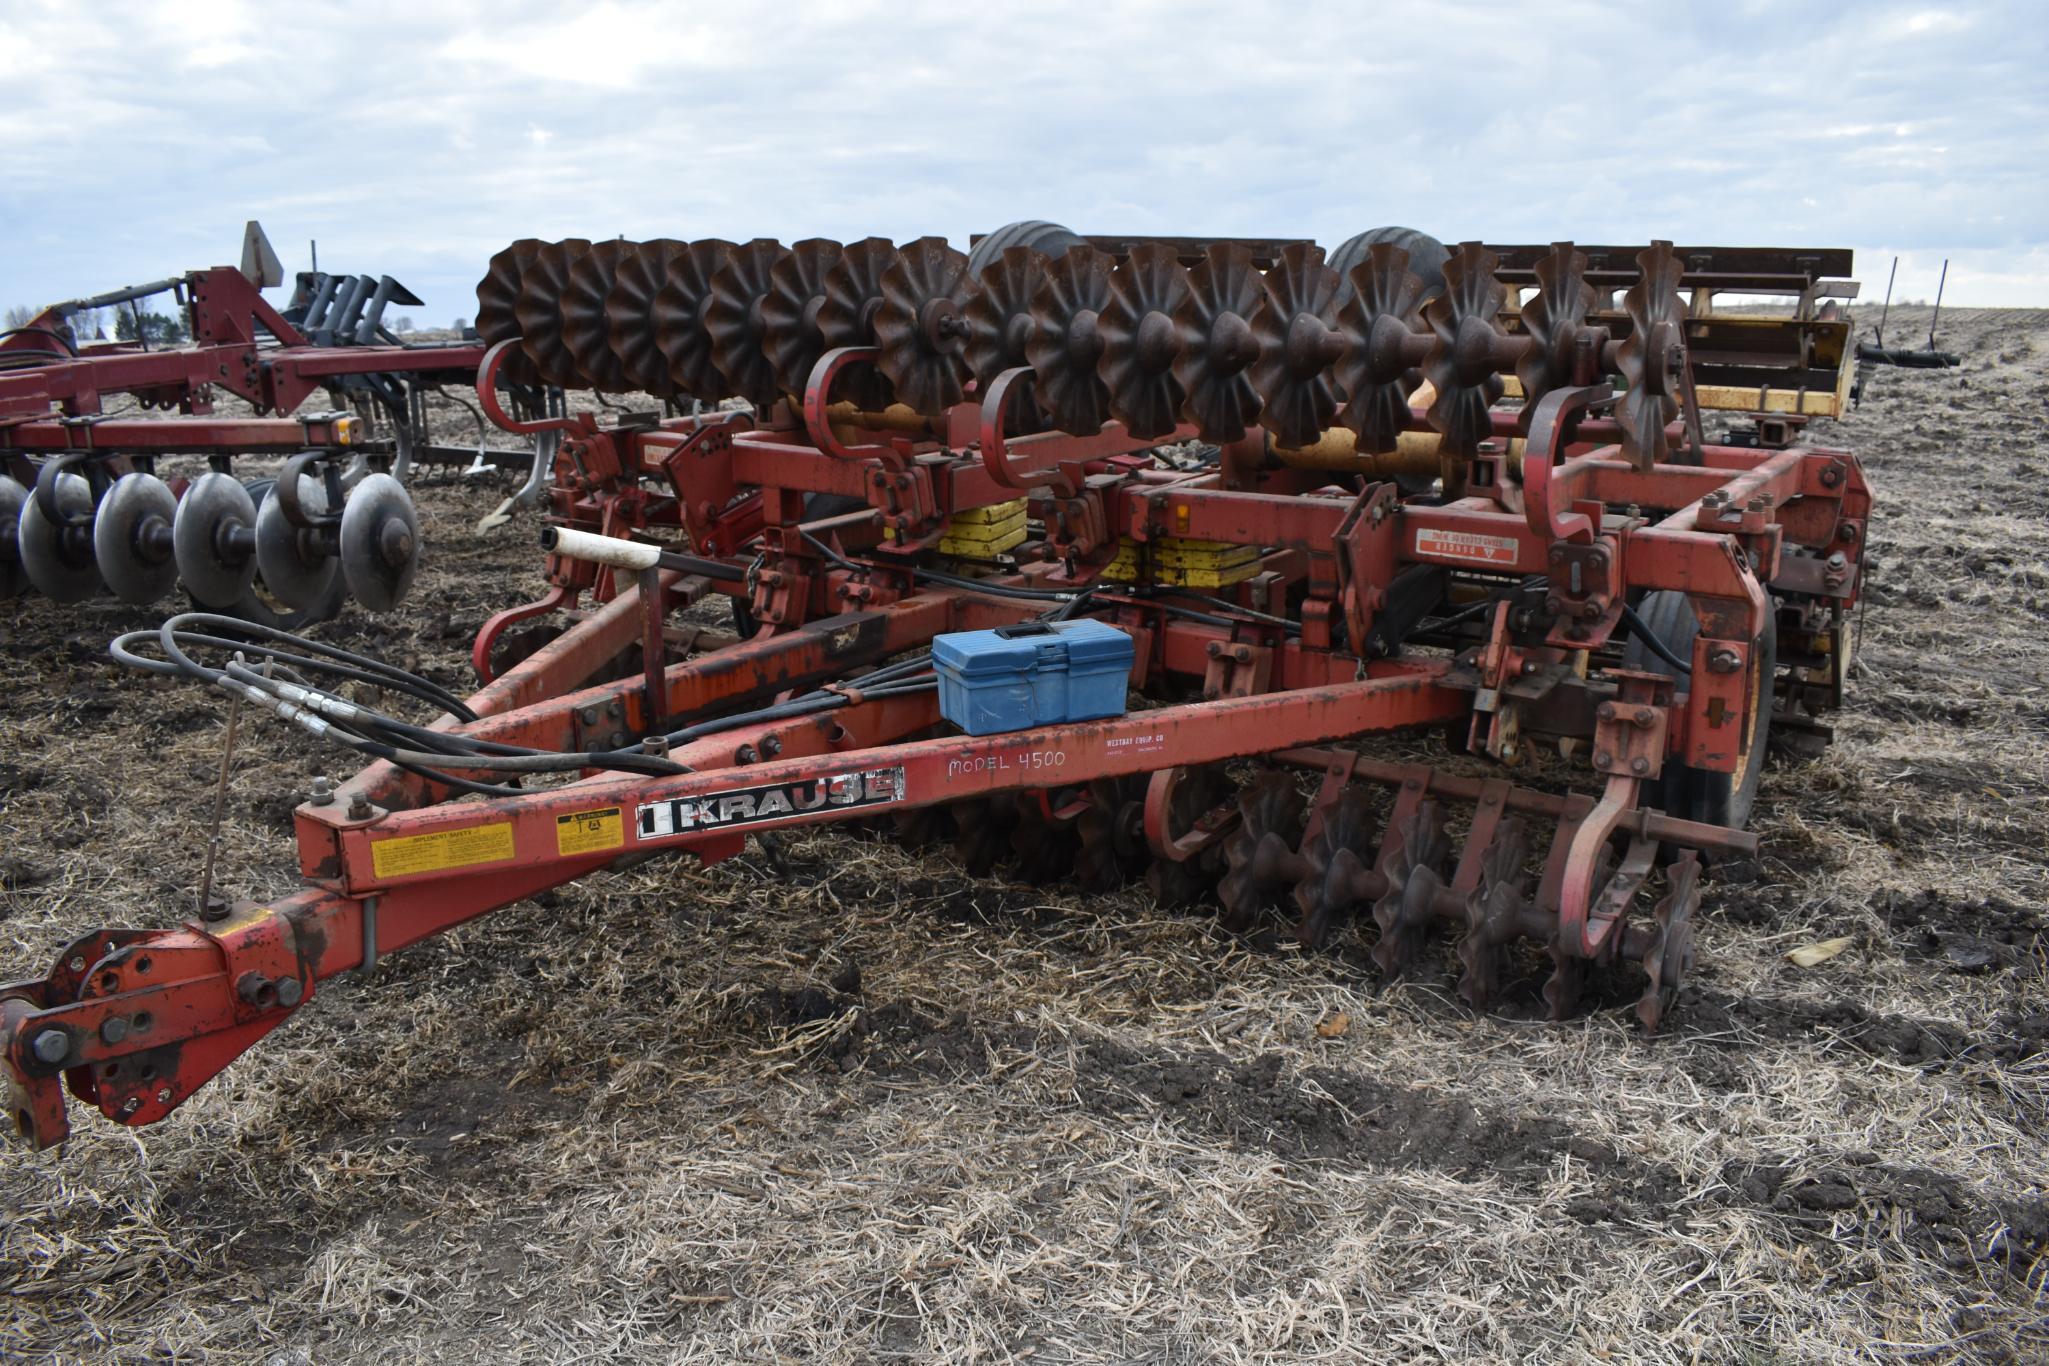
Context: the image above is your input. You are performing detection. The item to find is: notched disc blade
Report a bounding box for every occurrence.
[815,236,898,409]
[173,472,259,607]
[1334,244,1426,454]
[0,475,28,598]
[1615,241,1687,466]
[18,471,99,602]
[1421,241,1509,459]
[872,237,971,415]
[606,238,683,397]
[1171,242,1264,443]
[1516,242,1592,414]
[340,472,420,612]
[255,475,340,610]
[514,239,593,389]
[652,239,735,402]
[477,238,543,383]
[93,472,179,604]
[1024,245,1114,435]
[560,240,636,393]
[1097,243,1192,441]
[1249,242,1344,448]
[704,238,791,409]
[759,238,844,399]
[962,245,1049,390]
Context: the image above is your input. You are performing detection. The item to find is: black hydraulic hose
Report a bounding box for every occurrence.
[1619,600,1693,675]
[0,326,78,355]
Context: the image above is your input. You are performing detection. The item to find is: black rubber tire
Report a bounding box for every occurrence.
[1621,589,1776,830]
[967,221,1084,276]
[1327,226,1449,304]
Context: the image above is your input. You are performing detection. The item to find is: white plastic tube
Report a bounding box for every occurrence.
[539,524,663,571]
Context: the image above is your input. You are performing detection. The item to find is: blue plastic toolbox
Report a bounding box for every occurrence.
[932,619,1134,735]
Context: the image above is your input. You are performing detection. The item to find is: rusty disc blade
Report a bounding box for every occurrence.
[815,236,898,410]
[1515,242,1592,417]
[759,238,844,400]
[1024,245,1114,436]
[1292,784,1378,949]
[561,239,636,393]
[1097,243,1193,441]
[962,245,1049,389]
[704,238,789,409]
[1249,242,1344,449]
[513,238,592,389]
[1216,771,1306,934]
[652,239,735,402]
[872,237,971,415]
[1421,241,1509,459]
[606,238,683,397]
[1333,243,1426,454]
[1615,240,1686,466]
[477,239,543,383]
[1170,242,1264,444]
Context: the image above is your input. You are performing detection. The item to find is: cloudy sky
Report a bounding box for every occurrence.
[1,0,2042,327]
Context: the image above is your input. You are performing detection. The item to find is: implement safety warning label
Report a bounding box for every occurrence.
[370,823,516,879]
[556,806,624,856]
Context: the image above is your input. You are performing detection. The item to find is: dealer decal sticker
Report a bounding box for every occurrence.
[1414,528,1520,566]
[635,766,905,839]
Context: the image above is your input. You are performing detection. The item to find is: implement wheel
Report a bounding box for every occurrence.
[1622,590,1776,830]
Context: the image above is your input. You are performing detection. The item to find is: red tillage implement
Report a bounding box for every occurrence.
[1,229,1867,1149]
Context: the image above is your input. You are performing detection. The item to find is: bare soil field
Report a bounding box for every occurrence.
[1,306,2044,1363]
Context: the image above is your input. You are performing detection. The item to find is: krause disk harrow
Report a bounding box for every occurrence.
[0,225,1869,1150]
[0,226,556,621]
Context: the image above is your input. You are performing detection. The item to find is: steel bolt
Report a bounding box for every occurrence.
[1594,751,1613,768]
[1544,595,1563,616]
[121,1097,140,1116]
[1631,757,1651,775]
[30,1029,69,1065]
[1634,707,1657,727]
[236,973,273,1005]
[735,744,758,765]
[100,1016,130,1045]
[156,1088,172,1105]
[347,794,372,821]
[579,705,602,725]
[276,977,303,1007]
[1598,703,1618,721]
[1206,641,1222,657]
[309,777,335,806]
[762,735,782,757]
[1708,648,1741,674]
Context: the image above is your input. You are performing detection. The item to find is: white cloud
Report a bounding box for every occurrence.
[0,0,2044,318]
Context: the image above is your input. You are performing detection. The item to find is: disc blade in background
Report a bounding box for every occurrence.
[93,472,180,604]
[339,472,420,612]
[255,474,340,610]
[173,472,259,607]
[0,475,28,597]
[18,471,100,602]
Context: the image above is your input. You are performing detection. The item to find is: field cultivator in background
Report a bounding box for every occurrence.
[0,224,556,621]
[0,224,1870,1151]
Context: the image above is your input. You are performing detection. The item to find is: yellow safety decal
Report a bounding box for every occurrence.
[555,806,624,857]
[370,822,516,879]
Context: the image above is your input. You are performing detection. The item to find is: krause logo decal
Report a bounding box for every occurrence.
[636,766,906,839]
